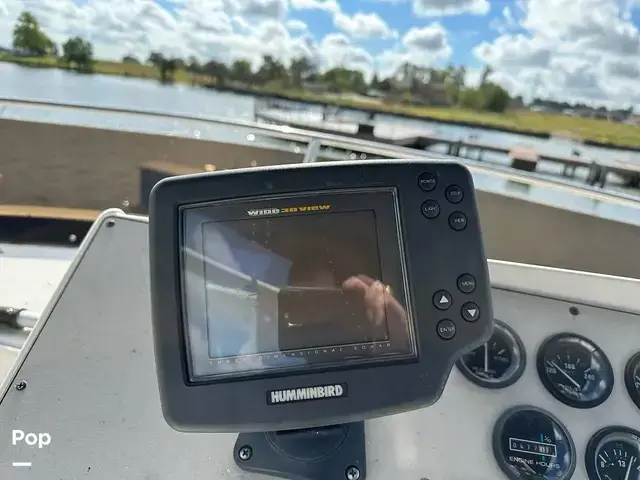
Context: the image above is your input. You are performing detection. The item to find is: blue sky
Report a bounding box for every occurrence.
[1,0,639,106]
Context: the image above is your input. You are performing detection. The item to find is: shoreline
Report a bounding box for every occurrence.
[2,57,640,153]
[210,84,551,140]
[208,84,640,153]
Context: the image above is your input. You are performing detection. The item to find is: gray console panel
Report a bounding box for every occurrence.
[0,210,638,479]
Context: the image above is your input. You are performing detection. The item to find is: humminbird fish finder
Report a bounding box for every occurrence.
[149,160,493,480]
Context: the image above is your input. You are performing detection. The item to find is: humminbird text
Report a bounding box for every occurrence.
[247,205,331,216]
[267,384,346,404]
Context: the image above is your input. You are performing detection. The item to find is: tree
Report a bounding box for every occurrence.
[230,59,253,83]
[12,11,56,56]
[458,82,511,113]
[147,52,178,83]
[122,55,140,64]
[255,55,287,85]
[62,37,93,72]
[480,65,493,85]
[479,82,510,113]
[187,56,200,73]
[289,56,316,87]
[203,60,228,85]
[322,67,367,94]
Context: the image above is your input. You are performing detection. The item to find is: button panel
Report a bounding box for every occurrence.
[437,319,456,340]
[417,168,486,345]
[421,200,440,219]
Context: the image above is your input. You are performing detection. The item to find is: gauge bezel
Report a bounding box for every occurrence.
[492,405,576,480]
[624,351,640,411]
[536,332,614,409]
[585,425,640,480]
[456,320,526,389]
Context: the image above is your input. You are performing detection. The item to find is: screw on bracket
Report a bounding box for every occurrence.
[15,381,27,391]
[345,465,360,480]
[238,445,253,461]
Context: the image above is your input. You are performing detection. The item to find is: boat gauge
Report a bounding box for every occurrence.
[624,351,640,411]
[585,426,640,480]
[456,320,525,389]
[493,406,576,480]
[536,333,614,409]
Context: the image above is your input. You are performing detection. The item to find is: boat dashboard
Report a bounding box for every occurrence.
[0,164,639,480]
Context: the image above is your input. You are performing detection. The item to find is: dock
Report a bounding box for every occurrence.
[255,101,640,190]
[442,140,640,188]
[255,110,437,151]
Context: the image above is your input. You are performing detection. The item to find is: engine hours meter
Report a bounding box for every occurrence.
[493,406,576,480]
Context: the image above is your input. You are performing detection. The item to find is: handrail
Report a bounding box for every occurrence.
[0,307,37,329]
[1,97,639,207]
[0,307,35,351]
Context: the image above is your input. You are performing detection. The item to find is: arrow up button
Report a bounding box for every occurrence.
[433,290,453,311]
[461,302,480,322]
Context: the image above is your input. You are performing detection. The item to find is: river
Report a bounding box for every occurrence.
[2,61,640,218]
[2,62,639,162]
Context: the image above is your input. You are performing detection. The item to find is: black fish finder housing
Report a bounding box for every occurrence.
[149,160,493,435]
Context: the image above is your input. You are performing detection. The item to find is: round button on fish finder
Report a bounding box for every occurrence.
[148,160,493,435]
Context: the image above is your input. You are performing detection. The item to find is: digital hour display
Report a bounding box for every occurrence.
[509,437,558,457]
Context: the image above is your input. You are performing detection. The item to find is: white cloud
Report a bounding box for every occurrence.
[412,0,489,17]
[320,32,374,71]
[489,6,519,34]
[471,0,640,107]
[291,0,395,40]
[474,35,551,69]
[334,11,397,38]
[225,0,288,20]
[290,0,340,14]
[376,23,452,77]
[286,18,307,31]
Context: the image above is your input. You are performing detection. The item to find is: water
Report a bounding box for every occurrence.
[1,62,640,225]
[2,62,638,165]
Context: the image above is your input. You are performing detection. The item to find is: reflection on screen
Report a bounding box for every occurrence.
[201,211,390,363]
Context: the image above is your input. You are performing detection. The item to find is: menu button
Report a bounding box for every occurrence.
[457,274,476,293]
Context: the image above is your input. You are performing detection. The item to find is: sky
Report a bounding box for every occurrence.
[1,0,639,108]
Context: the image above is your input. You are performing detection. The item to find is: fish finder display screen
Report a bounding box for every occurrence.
[181,204,416,381]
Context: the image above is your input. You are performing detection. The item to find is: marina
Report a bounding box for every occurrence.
[255,101,640,190]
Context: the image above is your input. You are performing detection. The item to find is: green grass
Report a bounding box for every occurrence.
[2,54,639,149]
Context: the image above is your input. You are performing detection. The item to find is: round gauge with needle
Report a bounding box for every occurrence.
[456,320,526,389]
[624,351,640,411]
[585,426,640,480]
[537,333,614,409]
